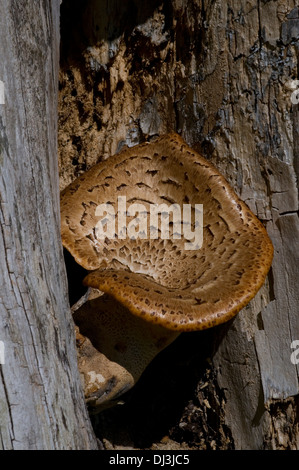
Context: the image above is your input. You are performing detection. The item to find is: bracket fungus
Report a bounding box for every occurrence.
[61,133,273,411]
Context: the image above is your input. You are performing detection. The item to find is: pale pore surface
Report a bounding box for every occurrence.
[74,293,179,411]
[61,133,273,332]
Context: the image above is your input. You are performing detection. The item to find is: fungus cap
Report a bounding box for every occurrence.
[61,133,273,332]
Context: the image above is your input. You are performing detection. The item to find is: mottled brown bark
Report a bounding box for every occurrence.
[59,0,299,449]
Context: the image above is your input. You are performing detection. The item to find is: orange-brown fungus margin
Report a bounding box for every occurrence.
[61,133,274,332]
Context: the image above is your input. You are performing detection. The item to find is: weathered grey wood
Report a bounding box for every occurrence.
[209,0,299,449]
[58,0,299,449]
[0,0,97,449]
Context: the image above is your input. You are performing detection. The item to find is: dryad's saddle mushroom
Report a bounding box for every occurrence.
[61,133,273,410]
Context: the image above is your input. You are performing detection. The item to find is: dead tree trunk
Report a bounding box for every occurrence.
[0,0,97,449]
[58,0,298,450]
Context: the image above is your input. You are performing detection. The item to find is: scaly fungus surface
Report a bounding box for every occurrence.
[61,133,273,410]
[61,133,273,331]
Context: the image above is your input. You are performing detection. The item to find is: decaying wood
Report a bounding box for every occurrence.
[58,0,298,450]
[0,0,97,449]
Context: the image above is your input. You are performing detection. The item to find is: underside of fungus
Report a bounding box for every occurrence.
[73,291,179,410]
[61,132,273,410]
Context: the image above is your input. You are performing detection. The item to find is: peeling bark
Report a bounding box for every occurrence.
[59,0,299,449]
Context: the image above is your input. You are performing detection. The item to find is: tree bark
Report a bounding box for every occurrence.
[60,0,297,450]
[0,0,97,449]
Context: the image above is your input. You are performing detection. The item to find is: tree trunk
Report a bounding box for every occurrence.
[0,0,97,450]
[18,0,297,450]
